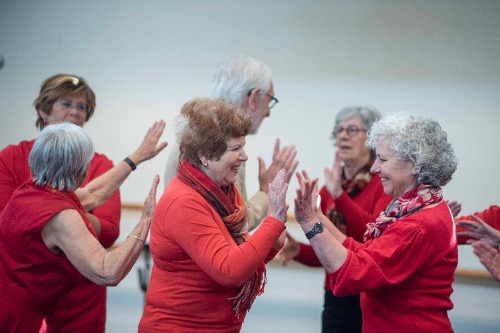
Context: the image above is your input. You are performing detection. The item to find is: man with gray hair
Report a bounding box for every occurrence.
[164,54,298,230]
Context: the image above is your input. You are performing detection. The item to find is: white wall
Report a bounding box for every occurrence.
[1,1,499,269]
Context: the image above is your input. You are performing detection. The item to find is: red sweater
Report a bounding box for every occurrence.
[295,175,392,290]
[329,202,457,333]
[455,205,500,244]
[0,140,121,333]
[0,181,96,333]
[139,177,286,333]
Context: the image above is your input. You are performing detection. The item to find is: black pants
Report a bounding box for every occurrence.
[322,289,362,333]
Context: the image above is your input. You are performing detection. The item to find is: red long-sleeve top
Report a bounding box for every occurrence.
[0,139,121,333]
[139,177,285,333]
[329,201,457,333]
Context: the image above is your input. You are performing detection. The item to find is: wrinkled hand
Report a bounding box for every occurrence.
[471,240,500,282]
[258,138,298,193]
[324,150,343,199]
[129,120,168,165]
[446,200,462,217]
[141,175,160,225]
[294,170,319,225]
[457,215,500,248]
[267,169,289,223]
[278,232,300,265]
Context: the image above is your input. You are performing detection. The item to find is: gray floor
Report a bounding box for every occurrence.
[106,260,500,333]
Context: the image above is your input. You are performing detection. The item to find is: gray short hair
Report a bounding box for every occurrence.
[29,122,94,191]
[366,112,458,187]
[211,54,272,107]
[332,106,382,159]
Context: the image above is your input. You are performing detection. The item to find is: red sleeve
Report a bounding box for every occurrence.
[80,153,121,248]
[333,177,393,242]
[455,205,500,245]
[294,242,323,267]
[0,142,33,212]
[165,194,285,288]
[329,206,455,296]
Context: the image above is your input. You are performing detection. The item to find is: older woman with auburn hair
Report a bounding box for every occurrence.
[294,112,458,333]
[139,98,288,332]
[0,123,161,332]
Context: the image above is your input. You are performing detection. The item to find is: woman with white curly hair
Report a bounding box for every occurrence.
[293,112,459,333]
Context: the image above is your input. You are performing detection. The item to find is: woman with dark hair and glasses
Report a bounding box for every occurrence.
[0,74,167,333]
[279,106,392,332]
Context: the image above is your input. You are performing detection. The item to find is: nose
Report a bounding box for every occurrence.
[240,148,248,162]
[370,161,379,174]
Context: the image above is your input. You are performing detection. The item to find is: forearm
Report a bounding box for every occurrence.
[318,212,347,243]
[93,217,150,286]
[300,220,348,273]
[76,160,133,211]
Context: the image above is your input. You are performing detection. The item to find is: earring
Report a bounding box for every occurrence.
[203,162,208,167]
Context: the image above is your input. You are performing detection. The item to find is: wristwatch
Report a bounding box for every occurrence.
[305,222,324,239]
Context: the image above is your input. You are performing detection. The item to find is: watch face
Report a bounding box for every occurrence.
[306,223,324,239]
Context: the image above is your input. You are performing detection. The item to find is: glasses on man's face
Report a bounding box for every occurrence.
[56,99,89,113]
[247,89,279,109]
[266,93,279,109]
[333,125,367,137]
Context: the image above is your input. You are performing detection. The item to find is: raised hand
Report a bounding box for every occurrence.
[129,120,168,165]
[471,240,500,282]
[141,175,160,225]
[446,200,462,217]
[278,232,300,265]
[324,150,343,199]
[294,170,319,225]
[258,138,298,193]
[267,169,289,223]
[457,215,500,248]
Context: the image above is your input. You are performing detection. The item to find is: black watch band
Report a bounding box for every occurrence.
[305,222,324,239]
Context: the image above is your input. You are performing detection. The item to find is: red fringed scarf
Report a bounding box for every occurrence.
[177,161,266,316]
[363,184,443,243]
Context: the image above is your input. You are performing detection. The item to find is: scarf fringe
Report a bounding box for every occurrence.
[230,269,267,317]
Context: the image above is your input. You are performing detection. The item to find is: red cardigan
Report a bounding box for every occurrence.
[0,140,121,333]
[0,181,96,332]
[139,177,285,333]
[295,175,392,290]
[329,202,457,333]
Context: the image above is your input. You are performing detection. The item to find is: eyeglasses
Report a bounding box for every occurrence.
[247,89,279,109]
[266,93,279,109]
[333,125,367,137]
[56,99,89,113]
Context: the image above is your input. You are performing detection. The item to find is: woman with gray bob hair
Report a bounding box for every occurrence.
[0,122,163,332]
[366,112,458,187]
[293,112,459,332]
[29,122,94,192]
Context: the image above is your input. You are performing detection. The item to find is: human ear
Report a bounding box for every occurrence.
[247,88,261,112]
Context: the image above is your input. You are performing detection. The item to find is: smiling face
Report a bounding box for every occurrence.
[370,138,418,198]
[334,115,371,165]
[38,92,89,127]
[202,136,248,187]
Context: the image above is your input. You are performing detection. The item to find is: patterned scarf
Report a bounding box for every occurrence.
[363,184,443,243]
[326,161,373,235]
[177,161,266,316]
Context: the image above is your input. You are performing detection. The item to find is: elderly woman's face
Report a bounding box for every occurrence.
[370,138,417,198]
[203,136,248,187]
[334,115,370,163]
[39,92,88,127]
